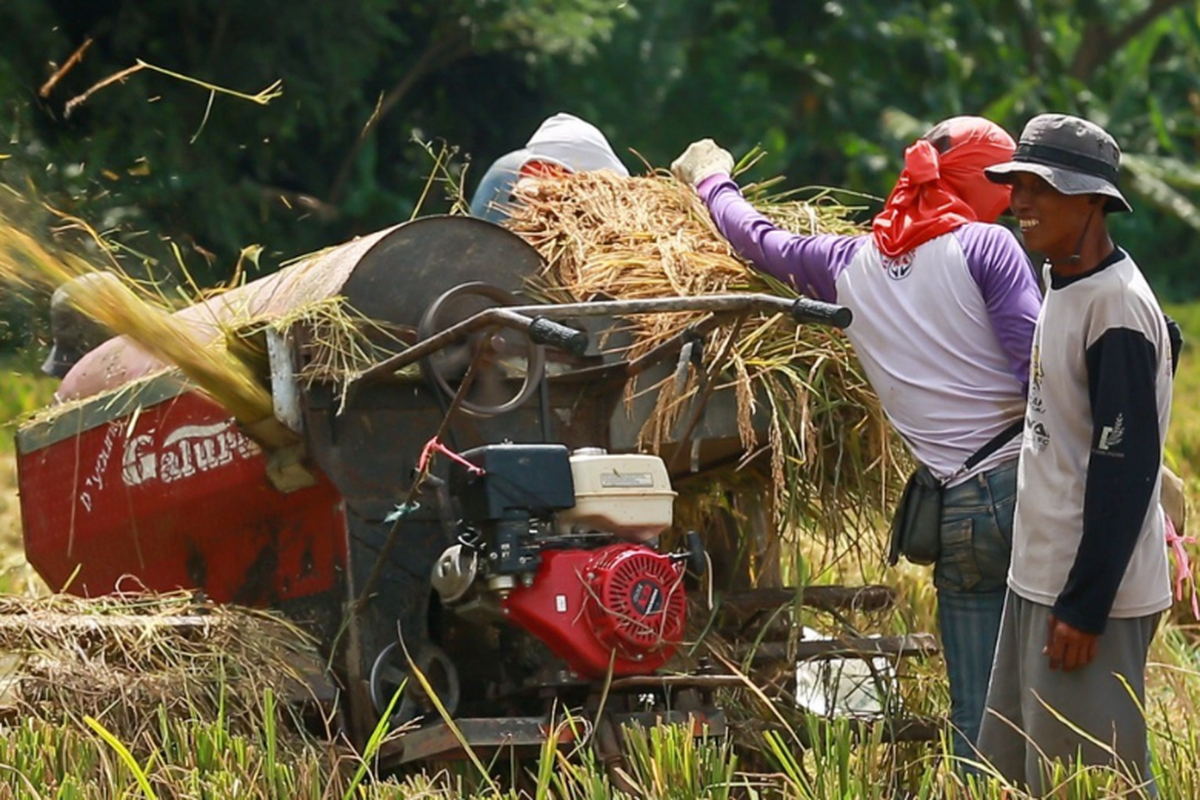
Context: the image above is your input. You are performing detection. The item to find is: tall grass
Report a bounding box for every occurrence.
[0,354,57,454]
[0,677,1194,799]
[1165,302,1200,477]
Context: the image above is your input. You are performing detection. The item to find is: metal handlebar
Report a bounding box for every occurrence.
[789,297,853,328]
[354,293,851,385]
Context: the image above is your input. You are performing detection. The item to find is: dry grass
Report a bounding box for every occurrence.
[0,589,327,746]
[0,210,273,424]
[0,200,411,433]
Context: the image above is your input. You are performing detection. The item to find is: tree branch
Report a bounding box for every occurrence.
[1068,0,1189,81]
[39,38,93,98]
[1012,0,1048,77]
[327,28,473,206]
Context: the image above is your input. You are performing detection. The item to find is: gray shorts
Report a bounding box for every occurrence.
[976,591,1160,794]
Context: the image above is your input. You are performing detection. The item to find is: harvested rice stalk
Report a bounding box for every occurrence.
[0,591,327,747]
[235,296,413,414]
[504,170,906,542]
[0,214,273,424]
[19,294,405,431]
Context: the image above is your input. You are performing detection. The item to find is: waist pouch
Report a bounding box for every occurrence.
[888,465,943,566]
[887,420,1023,567]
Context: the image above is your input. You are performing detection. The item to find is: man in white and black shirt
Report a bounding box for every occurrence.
[977,114,1172,793]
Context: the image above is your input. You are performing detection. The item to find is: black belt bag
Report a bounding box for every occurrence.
[887,420,1023,567]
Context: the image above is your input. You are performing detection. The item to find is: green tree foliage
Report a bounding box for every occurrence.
[544,0,1200,295]
[1,0,1198,316]
[0,0,630,284]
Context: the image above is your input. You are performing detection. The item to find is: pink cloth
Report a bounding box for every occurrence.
[1166,513,1200,619]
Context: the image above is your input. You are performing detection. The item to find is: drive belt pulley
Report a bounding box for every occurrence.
[416,282,547,417]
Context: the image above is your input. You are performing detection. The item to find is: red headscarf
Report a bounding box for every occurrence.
[871,117,1015,258]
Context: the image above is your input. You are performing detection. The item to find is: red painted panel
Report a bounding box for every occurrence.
[18,390,346,606]
[503,547,685,678]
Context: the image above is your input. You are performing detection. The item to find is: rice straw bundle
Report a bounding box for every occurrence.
[238,296,411,411]
[0,213,273,424]
[504,171,905,540]
[0,591,325,745]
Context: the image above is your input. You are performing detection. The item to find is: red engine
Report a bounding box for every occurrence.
[503,544,687,677]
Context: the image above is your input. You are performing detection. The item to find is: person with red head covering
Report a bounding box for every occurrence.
[672,118,1042,763]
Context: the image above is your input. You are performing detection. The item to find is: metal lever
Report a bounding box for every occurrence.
[673,329,704,393]
[355,292,853,386]
[670,530,708,577]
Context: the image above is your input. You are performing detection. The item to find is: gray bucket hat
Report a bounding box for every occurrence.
[985,113,1131,213]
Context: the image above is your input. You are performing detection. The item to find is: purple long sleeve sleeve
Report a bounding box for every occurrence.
[957,225,1041,389]
[697,175,864,303]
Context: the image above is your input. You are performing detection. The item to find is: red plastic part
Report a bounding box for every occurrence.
[502,544,686,678]
[18,390,346,605]
[584,546,687,652]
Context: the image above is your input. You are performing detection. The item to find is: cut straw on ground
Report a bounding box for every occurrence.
[0,591,327,745]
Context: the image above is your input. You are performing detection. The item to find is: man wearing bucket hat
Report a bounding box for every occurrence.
[976,114,1172,791]
[469,112,629,223]
[672,118,1042,762]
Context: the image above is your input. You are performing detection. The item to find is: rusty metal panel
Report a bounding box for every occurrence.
[53,214,551,403]
[17,372,190,452]
[393,710,726,764]
[57,224,405,402]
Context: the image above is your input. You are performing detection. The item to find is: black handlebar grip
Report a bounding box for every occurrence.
[528,317,590,356]
[789,297,853,329]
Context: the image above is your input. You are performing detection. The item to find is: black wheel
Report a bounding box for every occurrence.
[417,282,546,417]
[369,641,461,727]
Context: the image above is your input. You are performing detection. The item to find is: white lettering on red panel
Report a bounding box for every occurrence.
[121,421,260,488]
[79,421,123,513]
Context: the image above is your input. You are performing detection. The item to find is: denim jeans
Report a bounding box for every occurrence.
[934,458,1017,762]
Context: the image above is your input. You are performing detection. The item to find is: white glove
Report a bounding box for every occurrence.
[671,139,735,187]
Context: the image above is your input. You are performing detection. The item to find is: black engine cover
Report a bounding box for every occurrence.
[452,443,576,522]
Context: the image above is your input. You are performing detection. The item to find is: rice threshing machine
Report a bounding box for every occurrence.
[15,216,934,765]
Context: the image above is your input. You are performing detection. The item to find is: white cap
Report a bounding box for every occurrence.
[519,113,629,176]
